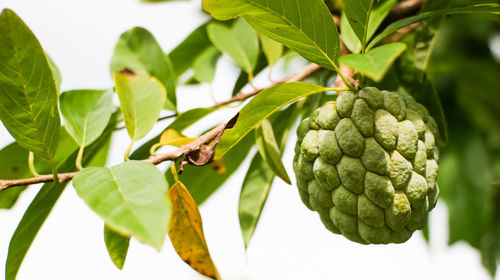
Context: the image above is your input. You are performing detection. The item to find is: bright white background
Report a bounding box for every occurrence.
[0,1,497,279]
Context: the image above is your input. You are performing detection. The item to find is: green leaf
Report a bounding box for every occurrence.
[207,18,259,75]
[395,51,448,144]
[114,72,166,141]
[238,153,273,248]
[4,115,117,280]
[193,46,221,83]
[168,133,254,205]
[341,12,362,54]
[111,27,176,111]
[203,0,341,71]
[60,90,113,147]
[368,3,500,50]
[259,33,283,67]
[0,9,60,164]
[73,161,171,249]
[255,119,290,184]
[169,21,213,77]
[0,143,29,209]
[344,0,373,49]
[216,82,328,158]
[104,224,130,270]
[339,43,407,82]
[238,104,298,248]
[47,55,62,94]
[413,0,451,70]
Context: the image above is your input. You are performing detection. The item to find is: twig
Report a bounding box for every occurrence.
[0,63,322,190]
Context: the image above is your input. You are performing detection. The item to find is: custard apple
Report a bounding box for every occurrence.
[293,87,439,244]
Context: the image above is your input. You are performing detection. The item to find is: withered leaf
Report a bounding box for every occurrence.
[168,180,221,280]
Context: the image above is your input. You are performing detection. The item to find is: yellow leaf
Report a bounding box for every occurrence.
[160,129,196,147]
[168,181,221,280]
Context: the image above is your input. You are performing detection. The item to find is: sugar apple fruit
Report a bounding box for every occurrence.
[293,87,439,244]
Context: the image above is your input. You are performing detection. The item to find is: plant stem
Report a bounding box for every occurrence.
[28,152,40,177]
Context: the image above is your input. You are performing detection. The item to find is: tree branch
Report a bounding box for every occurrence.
[0,63,322,191]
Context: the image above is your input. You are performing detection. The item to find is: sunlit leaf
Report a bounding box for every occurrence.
[60,90,113,147]
[0,9,60,167]
[111,27,177,110]
[203,0,341,71]
[207,18,259,75]
[169,180,220,280]
[113,72,166,141]
[215,82,329,158]
[339,43,407,82]
[73,161,171,249]
[259,33,283,67]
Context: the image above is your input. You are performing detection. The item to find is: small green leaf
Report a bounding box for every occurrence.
[73,161,172,249]
[114,72,166,141]
[255,119,290,184]
[216,82,328,158]
[193,46,221,83]
[104,224,130,270]
[344,0,373,49]
[0,9,60,165]
[111,27,177,111]
[339,43,407,82]
[368,3,500,50]
[259,33,283,67]
[169,21,213,77]
[0,143,29,209]
[239,153,274,248]
[60,90,113,147]
[232,53,267,96]
[203,0,341,71]
[366,0,397,42]
[207,18,259,75]
[341,12,362,54]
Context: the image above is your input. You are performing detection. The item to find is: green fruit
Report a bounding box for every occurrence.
[293,87,439,244]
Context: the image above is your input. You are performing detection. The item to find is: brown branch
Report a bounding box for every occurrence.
[0,63,322,191]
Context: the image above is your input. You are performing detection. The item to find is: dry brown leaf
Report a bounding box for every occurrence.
[168,181,221,280]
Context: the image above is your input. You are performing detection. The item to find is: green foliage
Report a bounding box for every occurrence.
[0,9,60,174]
[104,224,130,270]
[2,0,500,278]
[339,43,407,82]
[215,82,330,158]
[114,72,166,142]
[255,119,290,184]
[73,161,171,250]
[203,0,341,71]
[208,18,259,76]
[60,90,113,147]
[111,27,177,110]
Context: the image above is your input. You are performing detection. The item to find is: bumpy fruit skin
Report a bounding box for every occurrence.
[293,87,439,244]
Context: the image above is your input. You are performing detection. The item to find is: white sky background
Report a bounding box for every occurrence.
[0,0,497,279]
